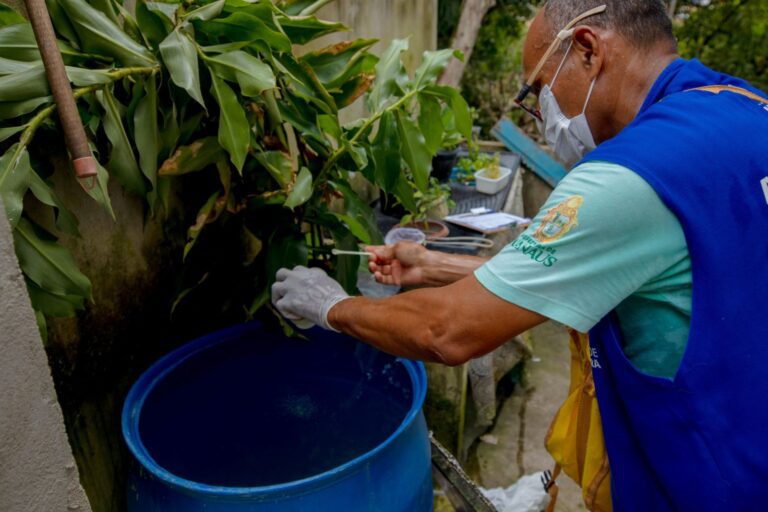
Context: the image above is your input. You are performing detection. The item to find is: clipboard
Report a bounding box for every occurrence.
[444,211,531,234]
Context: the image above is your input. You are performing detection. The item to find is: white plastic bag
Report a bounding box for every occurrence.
[480,472,550,512]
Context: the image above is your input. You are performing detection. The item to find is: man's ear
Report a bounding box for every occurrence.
[572,26,603,79]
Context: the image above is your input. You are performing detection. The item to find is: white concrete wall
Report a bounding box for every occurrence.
[305,0,438,121]
[0,201,91,512]
[309,0,437,65]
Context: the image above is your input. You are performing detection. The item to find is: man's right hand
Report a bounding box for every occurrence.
[366,242,432,287]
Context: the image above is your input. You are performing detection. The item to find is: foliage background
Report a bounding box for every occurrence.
[675,0,768,91]
[0,0,471,340]
[438,0,768,136]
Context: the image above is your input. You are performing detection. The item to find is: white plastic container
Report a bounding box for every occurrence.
[475,166,512,195]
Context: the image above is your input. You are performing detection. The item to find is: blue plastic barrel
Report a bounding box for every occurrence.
[122,322,432,511]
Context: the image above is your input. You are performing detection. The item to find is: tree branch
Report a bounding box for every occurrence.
[438,0,497,88]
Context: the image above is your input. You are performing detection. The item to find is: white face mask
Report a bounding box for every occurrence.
[537,42,598,169]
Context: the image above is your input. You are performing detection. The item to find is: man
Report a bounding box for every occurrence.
[273,1,768,510]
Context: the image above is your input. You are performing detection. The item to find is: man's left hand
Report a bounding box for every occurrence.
[271,266,350,331]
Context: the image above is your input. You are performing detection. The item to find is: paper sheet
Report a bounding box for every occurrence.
[445,212,531,233]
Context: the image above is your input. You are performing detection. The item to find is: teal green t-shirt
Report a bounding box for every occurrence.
[474,162,692,379]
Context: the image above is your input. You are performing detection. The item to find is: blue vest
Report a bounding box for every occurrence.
[580,59,768,511]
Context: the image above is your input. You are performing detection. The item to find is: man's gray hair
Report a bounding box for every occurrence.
[544,0,676,49]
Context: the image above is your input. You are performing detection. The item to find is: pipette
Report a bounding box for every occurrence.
[331,249,375,257]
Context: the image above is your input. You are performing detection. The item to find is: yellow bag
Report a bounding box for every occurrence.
[544,330,612,512]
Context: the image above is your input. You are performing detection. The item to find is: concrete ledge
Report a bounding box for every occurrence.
[0,203,91,512]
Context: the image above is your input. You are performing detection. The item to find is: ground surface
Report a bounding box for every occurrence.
[469,321,585,512]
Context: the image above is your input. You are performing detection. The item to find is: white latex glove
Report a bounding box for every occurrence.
[271,266,350,331]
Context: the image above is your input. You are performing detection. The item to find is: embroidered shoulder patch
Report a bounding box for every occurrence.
[534,195,584,243]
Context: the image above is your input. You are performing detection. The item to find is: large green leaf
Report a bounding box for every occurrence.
[278,92,328,155]
[277,14,347,45]
[111,0,143,45]
[0,57,36,75]
[26,278,85,318]
[0,97,51,119]
[160,29,206,108]
[0,124,25,143]
[184,191,219,259]
[220,0,280,22]
[273,54,336,114]
[345,141,368,171]
[396,111,431,192]
[316,113,341,148]
[136,0,172,47]
[158,137,226,176]
[65,66,113,86]
[367,38,409,111]
[393,172,417,213]
[26,171,80,236]
[0,66,49,102]
[277,0,335,16]
[13,217,91,299]
[0,24,81,62]
[158,102,181,157]
[265,230,307,286]
[332,72,375,109]
[277,0,317,16]
[0,4,25,28]
[331,212,371,245]
[210,73,250,172]
[413,49,462,90]
[135,74,160,209]
[256,150,293,188]
[84,159,116,220]
[146,1,179,23]
[45,0,80,46]
[88,0,119,24]
[96,87,146,196]
[0,145,32,227]
[206,51,276,96]
[423,84,472,141]
[197,12,291,52]
[284,166,312,209]
[183,0,225,21]
[371,111,401,193]
[331,180,383,245]
[300,39,377,88]
[200,42,251,54]
[418,93,444,155]
[57,0,156,66]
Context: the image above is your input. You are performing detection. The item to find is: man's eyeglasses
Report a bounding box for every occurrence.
[514,4,607,122]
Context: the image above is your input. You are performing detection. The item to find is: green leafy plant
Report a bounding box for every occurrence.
[482,153,502,179]
[675,0,768,91]
[400,177,454,227]
[439,0,539,135]
[0,0,471,337]
[455,148,499,183]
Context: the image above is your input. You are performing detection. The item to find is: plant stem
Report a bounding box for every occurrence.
[317,90,418,180]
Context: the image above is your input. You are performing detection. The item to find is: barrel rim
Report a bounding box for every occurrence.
[121,321,428,498]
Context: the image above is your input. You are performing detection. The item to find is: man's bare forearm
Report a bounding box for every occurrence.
[329,291,452,363]
[328,275,547,366]
[421,251,489,287]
